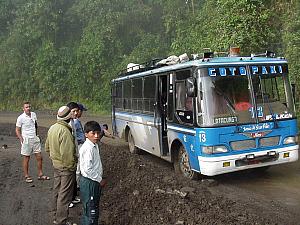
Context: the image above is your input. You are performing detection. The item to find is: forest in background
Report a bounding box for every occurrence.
[0,0,299,113]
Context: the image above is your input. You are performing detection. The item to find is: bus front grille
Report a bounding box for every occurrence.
[231,140,256,151]
[230,136,280,151]
[259,136,280,147]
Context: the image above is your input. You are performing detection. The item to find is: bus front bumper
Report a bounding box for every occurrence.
[198,145,299,176]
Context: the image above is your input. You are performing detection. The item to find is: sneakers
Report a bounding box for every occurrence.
[72,196,80,204]
[53,220,77,225]
[65,222,77,225]
[69,196,80,208]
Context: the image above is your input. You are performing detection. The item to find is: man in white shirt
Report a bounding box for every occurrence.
[16,101,50,183]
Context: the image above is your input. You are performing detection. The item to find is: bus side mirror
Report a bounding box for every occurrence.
[186,77,197,97]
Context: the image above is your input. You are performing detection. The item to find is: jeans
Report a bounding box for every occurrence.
[80,176,101,225]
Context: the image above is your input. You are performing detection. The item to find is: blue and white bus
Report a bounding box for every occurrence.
[111,48,298,179]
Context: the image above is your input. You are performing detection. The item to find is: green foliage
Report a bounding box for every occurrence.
[171,0,275,55]
[281,1,300,86]
[0,0,299,112]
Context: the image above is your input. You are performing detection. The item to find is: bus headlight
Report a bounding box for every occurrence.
[202,145,228,154]
[283,136,297,145]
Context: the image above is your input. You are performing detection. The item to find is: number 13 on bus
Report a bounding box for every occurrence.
[111,48,298,179]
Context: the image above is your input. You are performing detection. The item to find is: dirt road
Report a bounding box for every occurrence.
[0,111,299,225]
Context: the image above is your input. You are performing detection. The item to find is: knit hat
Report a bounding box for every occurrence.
[57,106,72,121]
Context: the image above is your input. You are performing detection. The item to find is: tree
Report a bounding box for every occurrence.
[171,0,275,55]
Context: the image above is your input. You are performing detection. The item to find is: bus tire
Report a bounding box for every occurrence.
[128,129,139,154]
[174,145,198,180]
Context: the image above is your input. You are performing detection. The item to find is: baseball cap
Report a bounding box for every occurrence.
[77,103,87,111]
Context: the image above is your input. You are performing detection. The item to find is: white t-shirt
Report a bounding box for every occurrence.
[16,112,37,138]
[79,139,103,183]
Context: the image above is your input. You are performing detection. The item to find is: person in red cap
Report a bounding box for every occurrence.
[234,94,252,111]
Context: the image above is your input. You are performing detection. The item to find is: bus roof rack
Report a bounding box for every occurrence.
[251,50,276,58]
[118,58,165,77]
[118,53,191,77]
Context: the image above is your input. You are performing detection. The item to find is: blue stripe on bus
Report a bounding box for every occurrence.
[168,119,298,173]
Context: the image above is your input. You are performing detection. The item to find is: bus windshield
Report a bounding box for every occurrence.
[252,73,295,122]
[197,68,295,127]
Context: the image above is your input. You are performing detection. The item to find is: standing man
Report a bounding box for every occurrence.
[69,102,88,207]
[66,102,81,208]
[45,106,77,225]
[74,103,87,146]
[16,101,50,183]
[66,102,79,149]
[79,121,107,225]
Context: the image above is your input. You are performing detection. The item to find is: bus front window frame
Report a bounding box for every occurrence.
[196,67,296,127]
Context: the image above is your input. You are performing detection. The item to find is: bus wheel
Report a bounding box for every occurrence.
[128,129,139,154]
[174,146,198,180]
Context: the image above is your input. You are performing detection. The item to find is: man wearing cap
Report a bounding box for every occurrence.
[69,102,87,208]
[45,106,77,225]
[74,103,87,146]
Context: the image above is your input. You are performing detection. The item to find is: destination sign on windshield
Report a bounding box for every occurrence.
[207,64,288,76]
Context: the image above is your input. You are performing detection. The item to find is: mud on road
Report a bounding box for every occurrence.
[0,111,299,225]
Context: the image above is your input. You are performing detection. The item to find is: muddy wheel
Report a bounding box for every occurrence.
[128,129,139,154]
[174,145,198,180]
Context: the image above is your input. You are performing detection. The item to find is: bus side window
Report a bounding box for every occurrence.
[175,81,193,124]
[144,76,156,113]
[176,81,186,110]
[124,79,132,111]
[185,97,193,111]
[175,82,193,112]
[115,82,123,110]
[132,78,143,112]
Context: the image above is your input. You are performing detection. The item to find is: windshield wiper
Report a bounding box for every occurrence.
[263,94,278,128]
[214,84,239,132]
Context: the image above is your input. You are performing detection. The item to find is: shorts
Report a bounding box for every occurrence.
[21,136,41,156]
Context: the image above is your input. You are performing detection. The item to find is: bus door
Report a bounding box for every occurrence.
[156,75,169,156]
[168,70,197,165]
